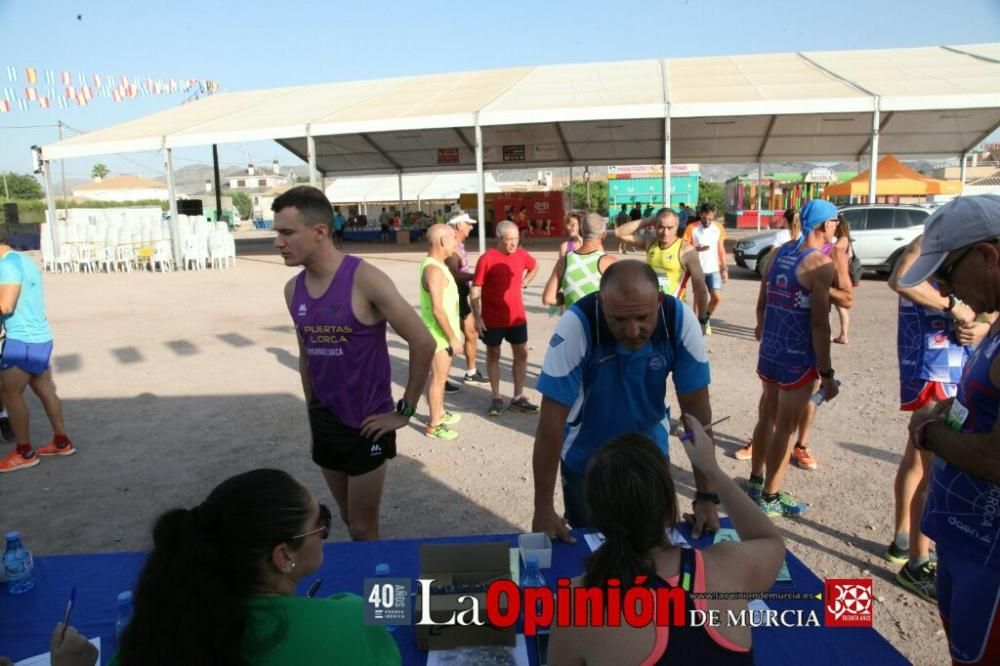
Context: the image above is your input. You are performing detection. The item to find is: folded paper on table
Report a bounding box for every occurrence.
[14,637,100,666]
[426,633,528,666]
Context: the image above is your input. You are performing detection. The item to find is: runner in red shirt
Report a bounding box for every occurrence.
[472,221,540,417]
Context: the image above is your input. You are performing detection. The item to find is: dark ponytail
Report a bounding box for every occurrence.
[582,433,678,589]
[118,469,312,666]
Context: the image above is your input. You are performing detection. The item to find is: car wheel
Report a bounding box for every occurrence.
[755,247,772,278]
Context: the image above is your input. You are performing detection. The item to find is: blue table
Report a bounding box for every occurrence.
[1,523,906,664]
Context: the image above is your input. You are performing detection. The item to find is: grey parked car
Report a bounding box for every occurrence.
[733,204,934,277]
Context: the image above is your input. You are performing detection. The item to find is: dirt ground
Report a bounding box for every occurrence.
[1,234,943,664]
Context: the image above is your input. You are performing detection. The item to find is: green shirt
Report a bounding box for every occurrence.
[108,593,400,666]
[419,256,460,352]
[561,250,605,306]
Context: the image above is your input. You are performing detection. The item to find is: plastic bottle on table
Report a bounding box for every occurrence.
[375,563,397,633]
[520,554,546,588]
[810,379,843,406]
[115,590,134,641]
[3,530,35,594]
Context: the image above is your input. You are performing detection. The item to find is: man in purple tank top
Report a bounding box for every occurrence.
[747,200,840,518]
[273,186,435,541]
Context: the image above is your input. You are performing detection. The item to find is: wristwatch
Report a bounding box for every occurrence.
[818,368,836,379]
[694,491,721,505]
[945,295,959,312]
[395,399,416,419]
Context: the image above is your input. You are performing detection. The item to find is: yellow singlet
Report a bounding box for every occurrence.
[646,238,688,298]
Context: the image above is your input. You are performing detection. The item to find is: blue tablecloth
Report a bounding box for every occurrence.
[1,523,906,664]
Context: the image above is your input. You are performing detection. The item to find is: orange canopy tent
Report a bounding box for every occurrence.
[824,155,962,197]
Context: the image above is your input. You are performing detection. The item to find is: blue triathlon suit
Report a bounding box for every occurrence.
[923,327,1000,664]
[897,284,969,410]
[757,245,820,389]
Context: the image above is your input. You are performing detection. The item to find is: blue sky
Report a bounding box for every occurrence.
[0,0,998,181]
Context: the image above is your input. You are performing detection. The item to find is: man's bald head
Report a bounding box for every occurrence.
[581,213,607,240]
[600,260,660,296]
[426,223,453,246]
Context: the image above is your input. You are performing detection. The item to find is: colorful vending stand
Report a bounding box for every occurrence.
[724,168,857,229]
[607,164,701,211]
[492,191,572,238]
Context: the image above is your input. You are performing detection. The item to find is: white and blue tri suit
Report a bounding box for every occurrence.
[897,283,969,410]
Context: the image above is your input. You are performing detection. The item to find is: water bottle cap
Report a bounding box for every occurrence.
[375,563,390,576]
[5,531,19,541]
[117,590,133,604]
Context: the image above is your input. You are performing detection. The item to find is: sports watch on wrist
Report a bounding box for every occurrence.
[395,399,416,418]
[945,295,959,312]
[694,491,721,505]
[818,368,836,379]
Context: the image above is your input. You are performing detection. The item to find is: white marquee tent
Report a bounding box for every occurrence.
[40,43,1000,254]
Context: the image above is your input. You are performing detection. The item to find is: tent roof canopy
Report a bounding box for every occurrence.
[825,154,964,196]
[43,43,1000,174]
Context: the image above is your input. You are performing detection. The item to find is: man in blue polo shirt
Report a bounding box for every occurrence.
[531,260,719,542]
[0,231,74,473]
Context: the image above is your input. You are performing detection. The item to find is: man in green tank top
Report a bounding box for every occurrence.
[420,224,463,440]
[542,213,617,309]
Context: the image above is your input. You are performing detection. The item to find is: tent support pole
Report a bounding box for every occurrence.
[662,107,671,210]
[43,160,60,258]
[475,120,486,255]
[960,153,968,195]
[307,127,317,187]
[165,148,181,265]
[868,98,880,205]
[212,144,223,223]
[756,162,763,232]
[398,171,404,229]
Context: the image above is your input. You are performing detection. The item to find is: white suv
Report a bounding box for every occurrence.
[733,204,933,277]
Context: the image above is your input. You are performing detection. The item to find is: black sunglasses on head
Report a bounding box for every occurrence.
[290,503,332,541]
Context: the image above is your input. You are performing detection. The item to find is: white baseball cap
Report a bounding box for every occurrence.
[447,211,477,226]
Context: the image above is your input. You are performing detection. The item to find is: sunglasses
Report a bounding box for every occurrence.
[291,503,332,541]
[934,245,977,284]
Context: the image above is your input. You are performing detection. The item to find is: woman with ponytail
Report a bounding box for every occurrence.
[549,417,785,665]
[110,469,400,666]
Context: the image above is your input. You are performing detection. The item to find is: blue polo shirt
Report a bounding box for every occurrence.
[537,292,710,473]
[0,250,52,343]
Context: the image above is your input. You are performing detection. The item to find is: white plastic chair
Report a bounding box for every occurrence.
[208,232,227,269]
[182,236,205,271]
[152,240,174,272]
[55,244,77,273]
[76,244,96,273]
[115,244,135,272]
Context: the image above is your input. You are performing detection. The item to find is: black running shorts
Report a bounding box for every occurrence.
[307,398,396,476]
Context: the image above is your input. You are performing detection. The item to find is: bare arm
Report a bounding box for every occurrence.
[542,257,565,306]
[681,242,709,319]
[531,397,574,542]
[679,415,785,593]
[889,236,975,321]
[677,387,720,537]
[828,245,854,309]
[805,258,839,400]
[443,253,474,284]
[523,264,540,289]
[0,283,21,315]
[283,278,312,402]
[613,216,653,245]
[471,285,485,333]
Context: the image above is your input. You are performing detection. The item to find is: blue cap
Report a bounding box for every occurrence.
[117,590,133,604]
[375,563,390,576]
[799,200,839,236]
[5,531,19,541]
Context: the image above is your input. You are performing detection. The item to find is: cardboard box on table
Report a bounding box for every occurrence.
[415,542,516,650]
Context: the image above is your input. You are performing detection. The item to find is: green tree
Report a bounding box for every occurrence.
[1,172,44,200]
[698,181,725,214]
[231,191,252,220]
[295,174,310,183]
[565,180,609,216]
[91,163,109,180]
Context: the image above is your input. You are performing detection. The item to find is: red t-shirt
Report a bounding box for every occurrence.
[473,247,537,328]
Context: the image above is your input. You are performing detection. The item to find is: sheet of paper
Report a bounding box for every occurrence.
[426,633,529,666]
[15,637,101,666]
[509,547,520,585]
[584,532,606,552]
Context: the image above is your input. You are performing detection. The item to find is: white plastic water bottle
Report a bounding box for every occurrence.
[3,531,35,594]
[375,563,397,633]
[115,590,134,642]
[810,380,843,405]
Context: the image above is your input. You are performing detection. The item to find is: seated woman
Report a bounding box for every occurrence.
[111,469,400,666]
[549,416,785,665]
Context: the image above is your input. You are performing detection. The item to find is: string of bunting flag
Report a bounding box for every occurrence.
[0,65,221,113]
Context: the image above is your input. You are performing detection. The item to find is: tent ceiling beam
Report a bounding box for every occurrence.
[756,115,777,162]
[554,122,574,162]
[963,119,1000,155]
[454,128,474,152]
[360,133,402,170]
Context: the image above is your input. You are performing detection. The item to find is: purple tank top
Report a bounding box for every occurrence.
[456,241,470,273]
[290,255,392,428]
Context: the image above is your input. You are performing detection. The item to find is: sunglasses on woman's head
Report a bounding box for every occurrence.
[291,503,332,541]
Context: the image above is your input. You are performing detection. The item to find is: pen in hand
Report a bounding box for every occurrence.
[59,587,76,643]
[306,578,323,598]
[676,415,731,441]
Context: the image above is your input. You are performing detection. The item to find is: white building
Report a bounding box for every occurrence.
[72,175,168,202]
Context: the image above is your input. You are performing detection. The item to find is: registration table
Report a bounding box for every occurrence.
[1,522,906,664]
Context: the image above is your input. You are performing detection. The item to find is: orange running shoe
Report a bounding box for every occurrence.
[791,445,818,470]
[38,439,76,457]
[0,449,40,472]
[735,441,753,461]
